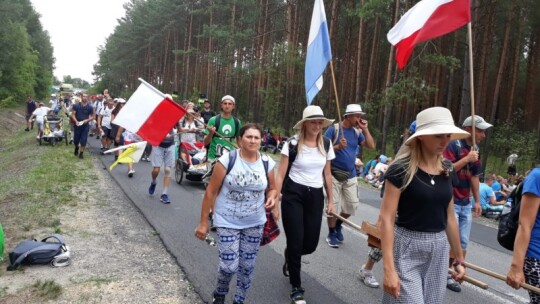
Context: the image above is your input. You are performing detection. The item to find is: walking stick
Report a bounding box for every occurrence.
[330,212,489,289]
[465,262,540,294]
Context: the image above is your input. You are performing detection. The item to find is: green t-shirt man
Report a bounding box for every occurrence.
[205,115,241,160]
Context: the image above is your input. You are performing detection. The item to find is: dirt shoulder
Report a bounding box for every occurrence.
[0,108,203,304]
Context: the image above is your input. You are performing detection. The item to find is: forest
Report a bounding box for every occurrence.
[1,0,539,173]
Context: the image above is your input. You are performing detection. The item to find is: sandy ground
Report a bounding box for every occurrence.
[1,110,204,304]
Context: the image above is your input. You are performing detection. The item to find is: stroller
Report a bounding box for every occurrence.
[39,115,68,146]
[175,131,207,185]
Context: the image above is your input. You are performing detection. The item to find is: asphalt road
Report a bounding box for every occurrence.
[87,137,529,304]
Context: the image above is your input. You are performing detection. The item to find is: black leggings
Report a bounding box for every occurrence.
[281,178,324,288]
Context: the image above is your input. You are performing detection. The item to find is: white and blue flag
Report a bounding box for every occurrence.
[305,0,332,105]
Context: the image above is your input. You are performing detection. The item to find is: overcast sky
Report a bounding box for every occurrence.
[31,0,128,83]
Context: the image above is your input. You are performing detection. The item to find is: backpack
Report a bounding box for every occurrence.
[226,150,278,246]
[8,234,70,270]
[497,182,524,251]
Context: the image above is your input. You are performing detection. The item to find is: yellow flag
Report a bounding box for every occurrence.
[109,141,147,171]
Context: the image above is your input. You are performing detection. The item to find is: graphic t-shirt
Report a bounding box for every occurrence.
[213,151,276,229]
[205,115,242,160]
[99,107,114,129]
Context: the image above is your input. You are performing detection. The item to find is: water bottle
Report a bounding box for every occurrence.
[502,198,512,215]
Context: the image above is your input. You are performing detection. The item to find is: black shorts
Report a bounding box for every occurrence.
[102,127,114,139]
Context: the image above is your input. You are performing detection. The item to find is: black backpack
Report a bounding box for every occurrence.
[8,234,69,270]
[497,182,524,251]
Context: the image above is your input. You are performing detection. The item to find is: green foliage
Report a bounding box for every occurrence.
[422,54,461,70]
[384,68,437,106]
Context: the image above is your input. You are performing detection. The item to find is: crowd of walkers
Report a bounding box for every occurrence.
[24,90,540,304]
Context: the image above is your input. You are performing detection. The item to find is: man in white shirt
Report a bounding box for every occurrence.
[97,98,115,152]
[49,94,59,114]
[28,102,51,139]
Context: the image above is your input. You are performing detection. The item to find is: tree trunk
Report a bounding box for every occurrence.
[354,0,366,105]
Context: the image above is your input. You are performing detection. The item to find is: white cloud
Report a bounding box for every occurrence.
[31,0,127,83]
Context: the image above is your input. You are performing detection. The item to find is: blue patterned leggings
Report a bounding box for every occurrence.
[214,225,263,303]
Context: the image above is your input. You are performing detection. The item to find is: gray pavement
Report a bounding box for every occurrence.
[87,137,529,303]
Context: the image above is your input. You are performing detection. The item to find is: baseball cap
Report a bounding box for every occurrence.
[462,115,493,130]
[221,95,235,104]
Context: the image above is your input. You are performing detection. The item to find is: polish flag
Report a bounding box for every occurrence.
[387,0,471,69]
[112,79,186,146]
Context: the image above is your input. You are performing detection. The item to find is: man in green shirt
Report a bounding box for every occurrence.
[203,95,241,161]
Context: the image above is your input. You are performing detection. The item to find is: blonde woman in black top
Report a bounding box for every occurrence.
[379,107,469,303]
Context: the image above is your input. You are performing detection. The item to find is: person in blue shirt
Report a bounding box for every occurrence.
[507,166,540,303]
[324,104,375,249]
[478,175,505,214]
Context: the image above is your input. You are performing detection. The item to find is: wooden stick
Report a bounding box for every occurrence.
[331,212,490,289]
[467,23,477,148]
[465,262,540,294]
[329,60,343,125]
[448,269,488,289]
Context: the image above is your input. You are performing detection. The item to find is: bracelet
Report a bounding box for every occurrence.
[452,259,465,267]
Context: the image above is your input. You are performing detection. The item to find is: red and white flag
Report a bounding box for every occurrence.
[387,0,470,69]
[112,79,186,146]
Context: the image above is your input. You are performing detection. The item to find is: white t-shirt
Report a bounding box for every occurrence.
[180,120,200,143]
[49,99,57,109]
[281,139,335,188]
[99,107,114,129]
[213,151,276,229]
[32,107,51,123]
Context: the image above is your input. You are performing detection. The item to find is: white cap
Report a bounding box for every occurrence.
[221,95,235,104]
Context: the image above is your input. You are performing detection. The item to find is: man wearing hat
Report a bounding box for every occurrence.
[324,104,375,248]
[203,95,241,161]
[443,114,493,292]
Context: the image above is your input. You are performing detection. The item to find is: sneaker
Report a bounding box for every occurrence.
[79,153,84,159]
[447,275,461,292]
[359,268,380,288]
[96,135,100,139]
[326,232,339,248]
[36,135,40,139]
[335,225,344,243]
[69,139,73,144]
[128,170,135,178]
[290,287,306,304]
[212,293,225,304]
[148,182,157,195]
[74,146,79,156]
[160,194,170,204]
[25,128,29,131]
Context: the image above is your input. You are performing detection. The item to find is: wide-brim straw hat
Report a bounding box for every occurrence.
[293,105,334,129]
[405,107,470,145]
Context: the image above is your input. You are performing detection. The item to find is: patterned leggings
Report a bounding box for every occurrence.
[524,256,540,304]
[214,225,263,303]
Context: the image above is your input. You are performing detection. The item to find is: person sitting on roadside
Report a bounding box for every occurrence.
[28,102,51,139]
[369,155,388,184]
[491,173,508,202]
[479,175,506,216]
[362,154,379,178]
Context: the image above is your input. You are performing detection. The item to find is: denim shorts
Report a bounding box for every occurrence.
[454,199,473,250]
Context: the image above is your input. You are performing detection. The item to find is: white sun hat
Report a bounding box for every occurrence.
[293,105,334,129]
[405,107,470,145]
[344,104,365,116]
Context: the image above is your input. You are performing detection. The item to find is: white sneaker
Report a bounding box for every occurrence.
[359,268,379,288]
[128,170,135,178]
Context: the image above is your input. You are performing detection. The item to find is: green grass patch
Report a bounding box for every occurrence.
[0,107,96,262]
[32,279,63,300]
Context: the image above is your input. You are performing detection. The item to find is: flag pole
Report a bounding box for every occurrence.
[467,23,477,148]
[329,60,342,125]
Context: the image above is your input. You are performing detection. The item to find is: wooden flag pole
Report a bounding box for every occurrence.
[467,23,477,148]
[329,212,488,289]
[329,60,343,125]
